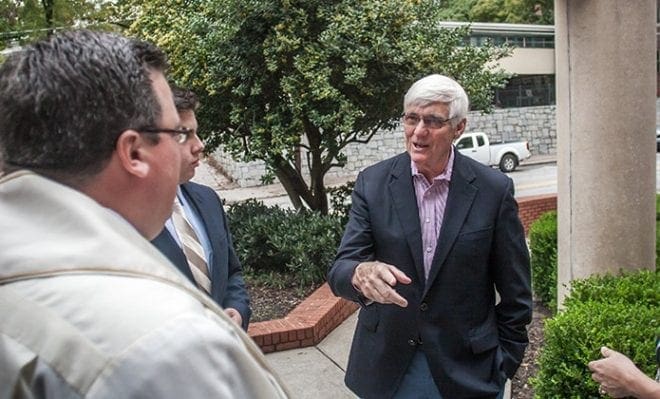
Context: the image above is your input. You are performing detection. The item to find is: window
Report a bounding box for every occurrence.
[456,137,473,150]
[476,135,485,147]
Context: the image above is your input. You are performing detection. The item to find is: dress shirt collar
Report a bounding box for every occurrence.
[411,145,455,183]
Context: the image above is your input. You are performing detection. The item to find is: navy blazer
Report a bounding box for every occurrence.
[152,182,251,330]
[328,151,532,398]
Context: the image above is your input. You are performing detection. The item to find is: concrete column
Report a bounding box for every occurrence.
[555,0,657,305]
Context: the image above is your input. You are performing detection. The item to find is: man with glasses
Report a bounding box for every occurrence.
[152,87,251,330]
[328,74,532,398]
[0,30,287,398]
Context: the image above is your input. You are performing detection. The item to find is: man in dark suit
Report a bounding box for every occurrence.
[328,74,532,398]
[152,88,250,330]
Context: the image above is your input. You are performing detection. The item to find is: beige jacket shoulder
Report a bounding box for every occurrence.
[0,171,289,399]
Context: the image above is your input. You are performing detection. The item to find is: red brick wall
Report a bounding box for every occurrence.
[248,193,558,352]
[518,194,557,233]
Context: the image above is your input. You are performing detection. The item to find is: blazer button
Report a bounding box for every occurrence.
[420,302,429,312]
[407,339,417,347]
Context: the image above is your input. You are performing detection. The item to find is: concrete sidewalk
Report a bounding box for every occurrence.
[265,312,358,398]
[264,308,512,398]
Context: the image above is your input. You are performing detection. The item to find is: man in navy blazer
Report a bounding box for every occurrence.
[328,75,532,398]
[152,88,250,330]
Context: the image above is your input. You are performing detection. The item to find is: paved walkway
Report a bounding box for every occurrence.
[192,153,556,398]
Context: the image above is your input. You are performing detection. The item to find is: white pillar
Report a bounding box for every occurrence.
[555,0,657,305]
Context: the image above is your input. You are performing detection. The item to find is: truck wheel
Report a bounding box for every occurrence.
[499,153,518,173]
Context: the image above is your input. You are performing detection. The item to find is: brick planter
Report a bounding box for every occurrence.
[248,283,358,353]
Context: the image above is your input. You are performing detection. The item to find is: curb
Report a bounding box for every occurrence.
[248,284,359,353]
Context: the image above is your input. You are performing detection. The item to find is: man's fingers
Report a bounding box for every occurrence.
[371,280,408,307]
[601,346,612,357]
[388,266,412,285]
[353,261,410,307]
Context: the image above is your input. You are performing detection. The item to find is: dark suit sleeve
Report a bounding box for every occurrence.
[492,178,533,377]
[216,201,251,330]
[327,172,375,302]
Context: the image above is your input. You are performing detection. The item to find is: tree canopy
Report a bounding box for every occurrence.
[437,0,554,25]
[0,0,119,50]
[126,0,510,213]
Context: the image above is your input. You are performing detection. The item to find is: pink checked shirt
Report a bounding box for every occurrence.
[411,148,455,280]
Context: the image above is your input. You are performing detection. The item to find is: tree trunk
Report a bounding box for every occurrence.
[270,152,330,214]
[41,0,55,36]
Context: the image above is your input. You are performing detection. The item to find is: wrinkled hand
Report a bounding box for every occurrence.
[224,308,243,327]
[351,261,411,307]
[588,346,656,398]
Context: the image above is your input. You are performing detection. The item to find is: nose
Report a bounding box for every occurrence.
[192,133,205,154]
[413,120,429,136]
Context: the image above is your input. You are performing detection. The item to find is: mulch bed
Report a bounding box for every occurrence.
[247,281,551,398]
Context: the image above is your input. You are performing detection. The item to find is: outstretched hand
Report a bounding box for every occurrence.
[351,261,411,307]
[588,346,660,398]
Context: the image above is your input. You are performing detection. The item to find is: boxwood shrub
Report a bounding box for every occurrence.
[531,269,659,397]
[528,210,558,312]
[226,199,344,290]
[656,193,660,267]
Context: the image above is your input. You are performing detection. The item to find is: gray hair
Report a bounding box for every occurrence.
[403,74,469,125]
[0,30,168,181]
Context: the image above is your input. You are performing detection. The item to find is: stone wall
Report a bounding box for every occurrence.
[212,99,660,187]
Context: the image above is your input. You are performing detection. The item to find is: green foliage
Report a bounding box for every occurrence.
[0,0,119,50]
[531,270,660,397]
[328,180,354,226]
[528,210,557,311]
[438,0,553,25]
[563,269,660,309]
[226,199,343,290]
[656,193,660,267]
[126,0,510,213]
[437,0,477,21]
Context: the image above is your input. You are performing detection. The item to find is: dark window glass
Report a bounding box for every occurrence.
[456,137,473,150]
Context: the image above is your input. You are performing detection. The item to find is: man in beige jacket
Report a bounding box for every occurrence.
[0,30,288,398]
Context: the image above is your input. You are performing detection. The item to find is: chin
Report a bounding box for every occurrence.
[181,172,194,183]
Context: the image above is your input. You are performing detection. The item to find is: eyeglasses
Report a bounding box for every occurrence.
[137,127,193,144]
[402,113,454,129]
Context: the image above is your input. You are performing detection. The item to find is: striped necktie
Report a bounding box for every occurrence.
[171,197,212,294]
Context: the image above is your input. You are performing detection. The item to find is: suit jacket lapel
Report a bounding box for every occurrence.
[424,152,477,296]
[152,229,195,281]
[388,154,425,284]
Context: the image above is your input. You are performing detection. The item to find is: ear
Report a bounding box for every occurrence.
[115,130,151,178]
[454,118,467,139]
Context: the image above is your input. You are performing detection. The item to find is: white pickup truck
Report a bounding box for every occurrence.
[454,132,531,172]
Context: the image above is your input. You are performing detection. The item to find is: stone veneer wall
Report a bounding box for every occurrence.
[212,99,660,188]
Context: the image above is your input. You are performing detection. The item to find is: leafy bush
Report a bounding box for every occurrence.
[328,180,355,226]
[531,270,660,398]
[227,200,344,290]
[528,210,558,311]
[656,193,660,267]
[563,269,659,309]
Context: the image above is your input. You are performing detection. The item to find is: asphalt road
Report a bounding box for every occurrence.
[510,153,660,198]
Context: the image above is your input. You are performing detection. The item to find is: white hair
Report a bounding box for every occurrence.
[403,74,469,125]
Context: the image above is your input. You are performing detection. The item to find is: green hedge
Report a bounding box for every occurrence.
[226,199,344,290]
[531,270,659,398]
[656,193,660,267]
[528,210,558,312]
